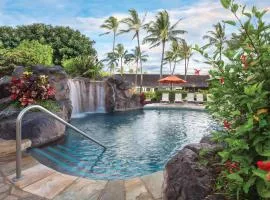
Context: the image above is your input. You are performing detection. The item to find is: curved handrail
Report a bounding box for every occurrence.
[15,105,106,180]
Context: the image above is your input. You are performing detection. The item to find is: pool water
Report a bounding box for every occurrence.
[30,109,216,180]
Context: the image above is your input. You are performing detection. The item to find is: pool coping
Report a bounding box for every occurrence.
[2,154,164,200]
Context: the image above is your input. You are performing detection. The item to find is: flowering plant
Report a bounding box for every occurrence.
[195,0,270,199]
[9,72,56,106]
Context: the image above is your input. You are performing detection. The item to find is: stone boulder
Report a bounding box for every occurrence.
[163,136,224,200]
[0,65,72,147]
[104,75,143,112]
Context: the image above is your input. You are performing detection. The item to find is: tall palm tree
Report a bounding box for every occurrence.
[203,22,226,61]
[120,9,147,92]
[100,16,120,64]
[179,40,193,80]
[128,47,148,86]
[114,44,128,76]
[143,10,186,79]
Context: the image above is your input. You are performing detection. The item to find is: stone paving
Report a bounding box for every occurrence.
[0,154,164,200]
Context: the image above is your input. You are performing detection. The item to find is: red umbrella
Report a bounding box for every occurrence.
[158,75,187,90]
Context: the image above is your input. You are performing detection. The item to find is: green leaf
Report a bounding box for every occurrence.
[218,151,230,162]
[220,0,231,9]
[255,142,270,156]
[256,179,270,198]
[227,173,244,183]
[223,20,236,26]
[243,176,256,193]
[231,4,239,13]
[253,169,267,180]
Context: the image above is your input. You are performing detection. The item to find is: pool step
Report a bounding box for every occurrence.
[30,144,103,178]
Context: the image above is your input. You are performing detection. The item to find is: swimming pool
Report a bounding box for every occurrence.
[30,108,216,180]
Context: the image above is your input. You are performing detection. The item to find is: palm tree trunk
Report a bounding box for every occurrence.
[135,60,138,87]
[137,32,143,93]
[120,57,123,76]
[172,60,177,75]
[169,62,172,74]
[160,40,166,79]
[184,57,187,80]
[113,31,116,75]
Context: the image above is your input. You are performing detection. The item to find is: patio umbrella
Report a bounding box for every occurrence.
[158,75,187,90]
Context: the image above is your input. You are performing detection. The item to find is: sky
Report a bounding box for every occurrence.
[0,0,269,75]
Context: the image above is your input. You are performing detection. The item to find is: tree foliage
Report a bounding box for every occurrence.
[62,55,103,79]
[143,10,186,78]
[0,40,53,76]
[0,23,96,64]
[196,1,270,199]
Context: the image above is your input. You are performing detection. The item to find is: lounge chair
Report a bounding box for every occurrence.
[196,93,204,103]
[161,93,169,103]
[207,94,213,102]
[186,93,195,102]
[174,93,183,103]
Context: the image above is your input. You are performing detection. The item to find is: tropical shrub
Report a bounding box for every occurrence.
[0,24,96,64]
[196,1,270,199]
[62,55,103,79]
[0,40,53,76]
[9,72,56,107]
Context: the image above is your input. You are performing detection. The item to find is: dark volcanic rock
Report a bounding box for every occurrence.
[0,109,66,147]
[0,65,72,147]
[105,75,142,112]
[163,136,223,200]
[0,76,11,99]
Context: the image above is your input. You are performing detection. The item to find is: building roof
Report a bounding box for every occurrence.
[122,74,210,88]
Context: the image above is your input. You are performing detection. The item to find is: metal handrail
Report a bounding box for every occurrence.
[15,105,106,180]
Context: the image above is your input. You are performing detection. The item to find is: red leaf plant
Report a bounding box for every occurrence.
[225,161,240,174]
[9,72,56,107]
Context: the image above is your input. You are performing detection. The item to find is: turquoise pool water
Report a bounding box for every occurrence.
[30,109,216,180]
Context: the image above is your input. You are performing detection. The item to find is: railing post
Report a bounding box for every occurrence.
[15,112,22,179]
[14,105,106,181]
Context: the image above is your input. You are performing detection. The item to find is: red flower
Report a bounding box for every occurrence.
[47,87,56,97]
[257,161,270,171]
[224,120,231,129]
[220,77,224,85]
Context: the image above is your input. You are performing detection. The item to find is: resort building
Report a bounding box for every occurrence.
[123,74,210,92]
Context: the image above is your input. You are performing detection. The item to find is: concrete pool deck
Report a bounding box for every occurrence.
[0,154,164,200]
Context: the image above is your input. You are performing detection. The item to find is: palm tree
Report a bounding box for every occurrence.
[179,40,193,80]
[203,22,226,61]
[164,51,174,74]
[120,9,147,92]
[114,44,128,76]
[102,52,118,75]
[165,40,182,75]
[128,47,148,86]
[143,10,186,79]
[100,16,120,62]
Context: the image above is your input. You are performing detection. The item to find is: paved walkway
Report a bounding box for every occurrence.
[0,154,164,200]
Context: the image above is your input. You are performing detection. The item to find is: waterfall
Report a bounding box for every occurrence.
[68,79,105,116]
